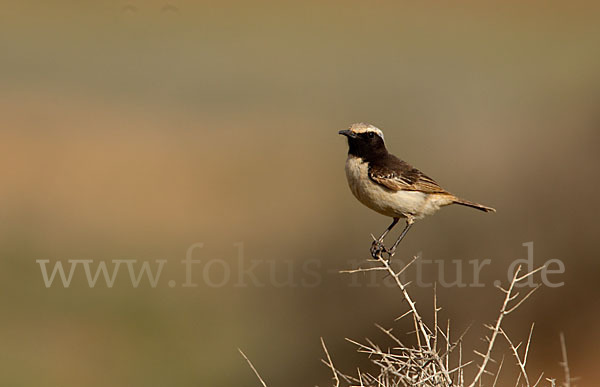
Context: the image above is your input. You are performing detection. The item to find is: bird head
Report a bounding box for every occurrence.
[339,123,387,158]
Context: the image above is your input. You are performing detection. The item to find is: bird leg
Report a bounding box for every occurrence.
[385,218,414,260]
[370,217,399,258]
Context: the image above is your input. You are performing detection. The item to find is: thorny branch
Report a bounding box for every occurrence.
[242,255,574,387]
[328,256,557,387]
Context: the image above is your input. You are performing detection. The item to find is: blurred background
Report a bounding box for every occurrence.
[1,1,599,385]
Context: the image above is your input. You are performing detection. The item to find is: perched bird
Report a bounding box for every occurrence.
[339,123,495,259]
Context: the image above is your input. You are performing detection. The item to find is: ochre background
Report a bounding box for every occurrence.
[1,1,599,385]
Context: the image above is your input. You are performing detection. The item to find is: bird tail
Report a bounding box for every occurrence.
[453,197,496,213]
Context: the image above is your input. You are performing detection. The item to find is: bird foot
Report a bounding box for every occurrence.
[370,239,399,262]
[370,239,386,259]
[384,247,397,261]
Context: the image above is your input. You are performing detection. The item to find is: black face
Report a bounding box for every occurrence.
[339,130,387,160]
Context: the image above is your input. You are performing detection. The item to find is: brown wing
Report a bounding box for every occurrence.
[368,156,449,194]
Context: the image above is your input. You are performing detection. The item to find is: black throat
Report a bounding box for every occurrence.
[347,137,388,162]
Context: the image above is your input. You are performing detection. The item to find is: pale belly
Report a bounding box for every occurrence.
[344,156,453,219]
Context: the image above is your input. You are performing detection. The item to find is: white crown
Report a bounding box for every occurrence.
[349,123,385,141]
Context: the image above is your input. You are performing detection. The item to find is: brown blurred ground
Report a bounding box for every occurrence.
[1,1,599,386]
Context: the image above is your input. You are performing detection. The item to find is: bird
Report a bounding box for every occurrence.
[339,123,495,260]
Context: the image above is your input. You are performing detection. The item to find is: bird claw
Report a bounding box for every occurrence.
[370,239,387,260]
[370,239,398,261]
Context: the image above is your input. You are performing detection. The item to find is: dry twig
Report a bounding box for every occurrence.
[239,348,268,387]
[559,333,571,387]
[242,252,569,387]
[329,256,552,387]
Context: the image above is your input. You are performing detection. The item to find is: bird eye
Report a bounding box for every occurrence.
[368,132,375,138]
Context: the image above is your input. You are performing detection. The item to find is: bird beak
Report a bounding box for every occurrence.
[338,129,357,138]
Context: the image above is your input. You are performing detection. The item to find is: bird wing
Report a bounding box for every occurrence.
[368,157,449,194]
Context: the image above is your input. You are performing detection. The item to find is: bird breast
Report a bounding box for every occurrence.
[344,156,452,219]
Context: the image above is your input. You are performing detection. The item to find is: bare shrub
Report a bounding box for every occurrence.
[241,255,574,387]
